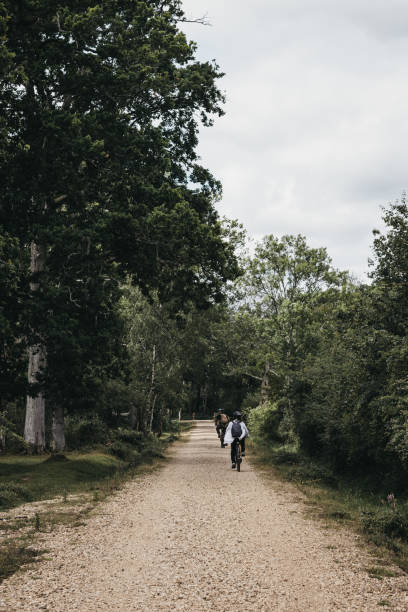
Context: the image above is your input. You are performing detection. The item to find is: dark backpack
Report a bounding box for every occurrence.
[231,421,242,438]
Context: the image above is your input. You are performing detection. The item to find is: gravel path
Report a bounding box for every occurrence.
[1,421,408,611]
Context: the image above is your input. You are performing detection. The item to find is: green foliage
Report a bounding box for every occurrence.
[108,428,164,462]
[3,431,28,454]
[0,483,33,508]
[234,219,408,485]
[0,230,29,405]
[248,402,283,443]
[108,441,141,464]
[114,429,144,447]
[64,415,108,449]
[361,507,408,540]
[0,0,240,449]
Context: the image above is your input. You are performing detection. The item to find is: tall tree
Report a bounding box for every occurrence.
[237,234,344,400]
[0,1,238,450]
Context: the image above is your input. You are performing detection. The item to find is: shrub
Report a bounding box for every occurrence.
[140,434,165,459]
[108,441,140,463]
[113,428,144,448]
[140,445,164,459]
[167,420,182,434]
[65,415,108,449]
[248,402,283,443]
[5,431,29,454]
[361,507,408,539]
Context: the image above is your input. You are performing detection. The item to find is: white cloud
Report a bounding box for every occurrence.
[181,0,408,279]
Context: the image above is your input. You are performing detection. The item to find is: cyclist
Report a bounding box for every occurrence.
[214,408,229,447]
[224,411,249,469]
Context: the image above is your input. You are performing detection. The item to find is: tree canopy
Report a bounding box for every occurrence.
[0,0,239,450]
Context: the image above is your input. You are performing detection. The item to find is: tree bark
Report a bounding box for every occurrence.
[24,242,46,452]
[195,384,201,414]
[147,345,156,432]
[149,394,157,433]
[261,360,270,405]
[51,404,65,452]
[201,383,208,414]
[130,403,138,429]
[156,401,164,437]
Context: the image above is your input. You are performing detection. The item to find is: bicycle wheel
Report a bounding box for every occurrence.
[235,441,241,472]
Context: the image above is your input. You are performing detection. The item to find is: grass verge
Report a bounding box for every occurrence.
[0,421,192,581]
[249,441,408,574]
[0,539,44,582]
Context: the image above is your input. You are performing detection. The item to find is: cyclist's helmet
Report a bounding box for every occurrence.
[217,408,223,413]
[233,411,241,418]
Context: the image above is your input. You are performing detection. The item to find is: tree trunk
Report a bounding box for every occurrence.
[261,360,270,405]
[201,383,208,414]
[24,242,46,452]
[149,394,157,433]
[156,402,164,437]
[195,384,201,414]
[147,345,156,432]
[51,404,65,452]
[130,403,138,429]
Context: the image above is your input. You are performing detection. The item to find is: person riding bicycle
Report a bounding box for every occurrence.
[223,411,249,469]
[214,408,229,447]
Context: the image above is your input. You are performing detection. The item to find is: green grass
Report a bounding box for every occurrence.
[0,422,193,512]
[249,440,408,573]
[366,566,398,580]
[0,539,43,581]
[0,452,127,510]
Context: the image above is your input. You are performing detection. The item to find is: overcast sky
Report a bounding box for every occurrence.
[181,0,408,279]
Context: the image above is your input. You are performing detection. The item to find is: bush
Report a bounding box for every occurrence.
[65,415,108,449]
[140,434,165,459]
[113,428,144,448]
[248,402,283,443]
[167,420,182,434]
[361,507,408,539]
[108,441,140,463]
[5,431,29,454]
[140,447,163,459]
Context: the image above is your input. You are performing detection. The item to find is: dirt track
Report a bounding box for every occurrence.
[1,421,408,611]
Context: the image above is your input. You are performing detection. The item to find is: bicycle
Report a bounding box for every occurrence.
[233,437,242,472]
[217,424,227,448]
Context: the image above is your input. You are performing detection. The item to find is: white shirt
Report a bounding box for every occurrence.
[224,420,249,444]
